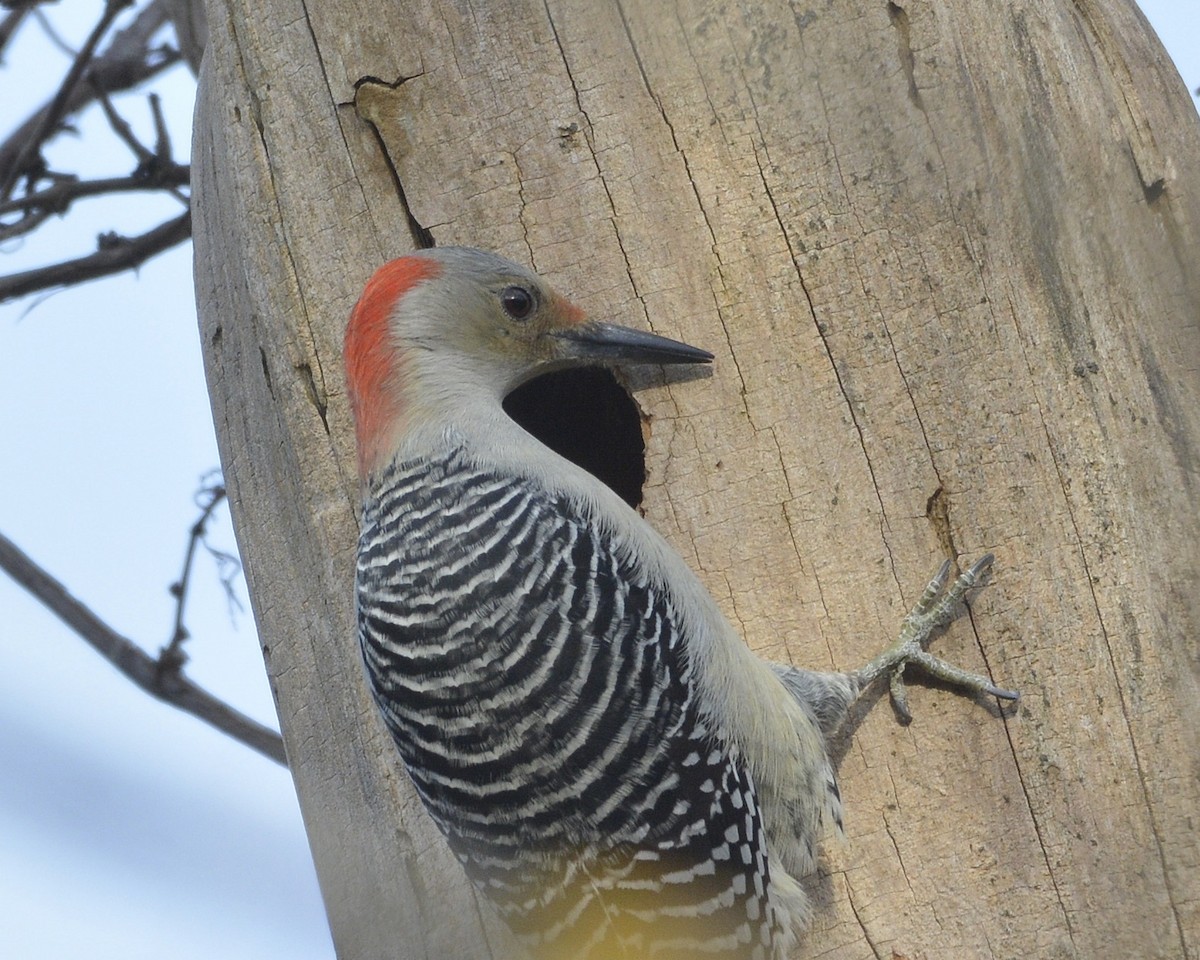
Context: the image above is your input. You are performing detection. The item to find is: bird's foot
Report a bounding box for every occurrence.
[853,554,1019,723]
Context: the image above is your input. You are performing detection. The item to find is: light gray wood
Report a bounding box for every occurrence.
[192,0,1200,957]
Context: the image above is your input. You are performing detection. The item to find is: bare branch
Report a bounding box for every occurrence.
[0,164,189,226]
[0,529,286,766]
[0,0,134,199]
[0,0,178,191]
[0,3,194,295]
[0,208,190,303]
[85,86,189,202]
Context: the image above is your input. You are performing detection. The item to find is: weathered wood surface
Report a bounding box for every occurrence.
[192,0,1200,957]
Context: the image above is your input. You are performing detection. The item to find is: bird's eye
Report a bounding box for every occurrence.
[500,285,536,321]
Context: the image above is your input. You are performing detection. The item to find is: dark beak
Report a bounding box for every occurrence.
[554,322,714,366]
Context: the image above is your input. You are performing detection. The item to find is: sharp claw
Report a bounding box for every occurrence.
[889,666,913,723]
[970,553,996,578]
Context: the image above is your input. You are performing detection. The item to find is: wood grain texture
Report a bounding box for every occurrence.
[192,0,1200,957]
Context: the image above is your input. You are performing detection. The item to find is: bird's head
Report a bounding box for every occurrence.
[345,247,712,479]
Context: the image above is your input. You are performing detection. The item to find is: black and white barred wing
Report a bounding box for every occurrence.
[356,450,794,959]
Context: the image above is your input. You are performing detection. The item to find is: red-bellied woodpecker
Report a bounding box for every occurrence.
[345,247,1018,960]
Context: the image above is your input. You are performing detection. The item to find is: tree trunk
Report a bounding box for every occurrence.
[192,1,1200,957]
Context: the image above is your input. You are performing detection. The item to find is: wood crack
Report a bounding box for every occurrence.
[352,76,434,250]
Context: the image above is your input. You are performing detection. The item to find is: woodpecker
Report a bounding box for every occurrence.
[346,247,1018,960]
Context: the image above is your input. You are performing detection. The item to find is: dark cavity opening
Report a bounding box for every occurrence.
[503,368,646,509]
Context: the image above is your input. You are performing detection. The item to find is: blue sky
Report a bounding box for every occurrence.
[0,9,329,959]
[0,3,1194,959]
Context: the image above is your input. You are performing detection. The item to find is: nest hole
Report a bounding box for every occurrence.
[503,368,646,509]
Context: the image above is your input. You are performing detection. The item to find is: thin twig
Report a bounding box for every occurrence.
[0,166,189,231]
[149,91,171,157]
[0,529,286,766]
[93,83,157,164]
[0,8,30,62]
[0,204,51,240]
[160,483,229,676]
[193,473,245,620]
[31,3,78,58]
[0,208,190,303]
